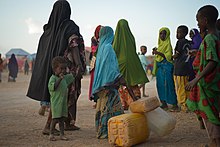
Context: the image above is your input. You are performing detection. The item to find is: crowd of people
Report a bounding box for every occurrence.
[0,0,219,146]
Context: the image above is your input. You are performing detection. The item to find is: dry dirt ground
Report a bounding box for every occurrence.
[0,71,209,147]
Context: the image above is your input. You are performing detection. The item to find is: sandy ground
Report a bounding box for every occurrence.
[0,71,209,147]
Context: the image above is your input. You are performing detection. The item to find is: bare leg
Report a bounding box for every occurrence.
[59,118,68,141]
[49,118,58,141]
[42,109,52,135]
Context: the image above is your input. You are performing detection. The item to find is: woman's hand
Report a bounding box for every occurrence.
[185,78,199,91]
[152,47,157,55]
[59,73,64,79]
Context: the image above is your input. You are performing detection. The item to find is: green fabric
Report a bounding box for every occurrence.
[187,34,220,125]
[113,19,149,86]
[152,27,173,75]
[48,74,74,119]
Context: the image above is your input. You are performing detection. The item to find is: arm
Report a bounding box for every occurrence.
[153,50,166,59]
[118,77,138,101]
[172,51,179,59]
[68,35,84,78]
[185,60,217,91]
[54,73,64,90]
[71,46,83,78]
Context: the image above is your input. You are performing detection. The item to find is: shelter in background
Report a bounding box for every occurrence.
[5,48,31,71]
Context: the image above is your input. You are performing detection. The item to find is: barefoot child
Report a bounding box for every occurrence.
[138,45,149,97]
[173,25,191,112]
[185,5,220,146]
[48,56,74,141]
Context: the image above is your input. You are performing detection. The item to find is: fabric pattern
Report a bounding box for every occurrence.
[95,89,124,139]
[187,34,220,125]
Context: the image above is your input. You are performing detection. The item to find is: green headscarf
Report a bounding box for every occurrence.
[152,27,173,75]
[113,19,149,86]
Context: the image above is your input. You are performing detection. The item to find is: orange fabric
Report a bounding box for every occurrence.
[119,85,141,110]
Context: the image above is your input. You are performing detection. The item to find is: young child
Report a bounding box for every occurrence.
[48,56,74,141]
[138,45,149,97]
[152,27,178,111]
[173,25,191,112]
[185,5,220,147]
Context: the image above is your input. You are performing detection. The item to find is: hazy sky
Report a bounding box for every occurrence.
[0,0,220,57]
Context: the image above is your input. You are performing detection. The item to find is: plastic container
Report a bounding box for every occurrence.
[108,113,149,147]
[129,96,160,113]
[145,107,176,137]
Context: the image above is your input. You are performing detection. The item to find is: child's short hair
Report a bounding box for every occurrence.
[198,5,218,24]
[140,45,147,49]
[178,25,188,37]
[52,56,66,71]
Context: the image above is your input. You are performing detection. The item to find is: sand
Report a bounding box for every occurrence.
[0,71,208,147]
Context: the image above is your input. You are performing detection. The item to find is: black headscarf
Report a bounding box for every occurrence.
[27,0,83,101]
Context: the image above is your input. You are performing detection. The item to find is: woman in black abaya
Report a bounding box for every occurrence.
[27,0,86,134]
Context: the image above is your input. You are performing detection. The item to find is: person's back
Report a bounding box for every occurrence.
[24,60,29,75]
[8,54,18,82]
[26,0,85,135]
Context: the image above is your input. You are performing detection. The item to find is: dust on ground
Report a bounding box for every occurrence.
[0,72,208,147]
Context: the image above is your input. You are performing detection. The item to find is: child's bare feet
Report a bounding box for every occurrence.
[60,135,68,141]
[49,135,56,141]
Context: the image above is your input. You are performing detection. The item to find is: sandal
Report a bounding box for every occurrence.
[49,135,56,141]
[169,105,180,112]
[60,135,68,141]
[42,128,60,135]
[160,103,168,111]
[64,125,80,131]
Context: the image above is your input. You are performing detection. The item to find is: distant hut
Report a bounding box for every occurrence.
[5,48,30,71]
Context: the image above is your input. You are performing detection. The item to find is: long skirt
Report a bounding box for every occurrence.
[95,89,124,139]
[156,60,177,105]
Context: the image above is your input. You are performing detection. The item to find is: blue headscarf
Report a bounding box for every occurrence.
[92,26,121,97]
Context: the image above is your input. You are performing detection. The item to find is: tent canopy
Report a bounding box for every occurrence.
[6,48,30,58]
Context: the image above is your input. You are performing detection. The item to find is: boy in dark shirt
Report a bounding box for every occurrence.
[173,25,190,112]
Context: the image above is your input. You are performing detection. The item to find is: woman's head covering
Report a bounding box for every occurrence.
[113,19,149,86]
[190,28,202,49]
[27,0,84,102]
[94,25,102,40]
[156,27,173,63]
[152,27,173,75]
[92,26,120,99]
[44,0,71,32]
